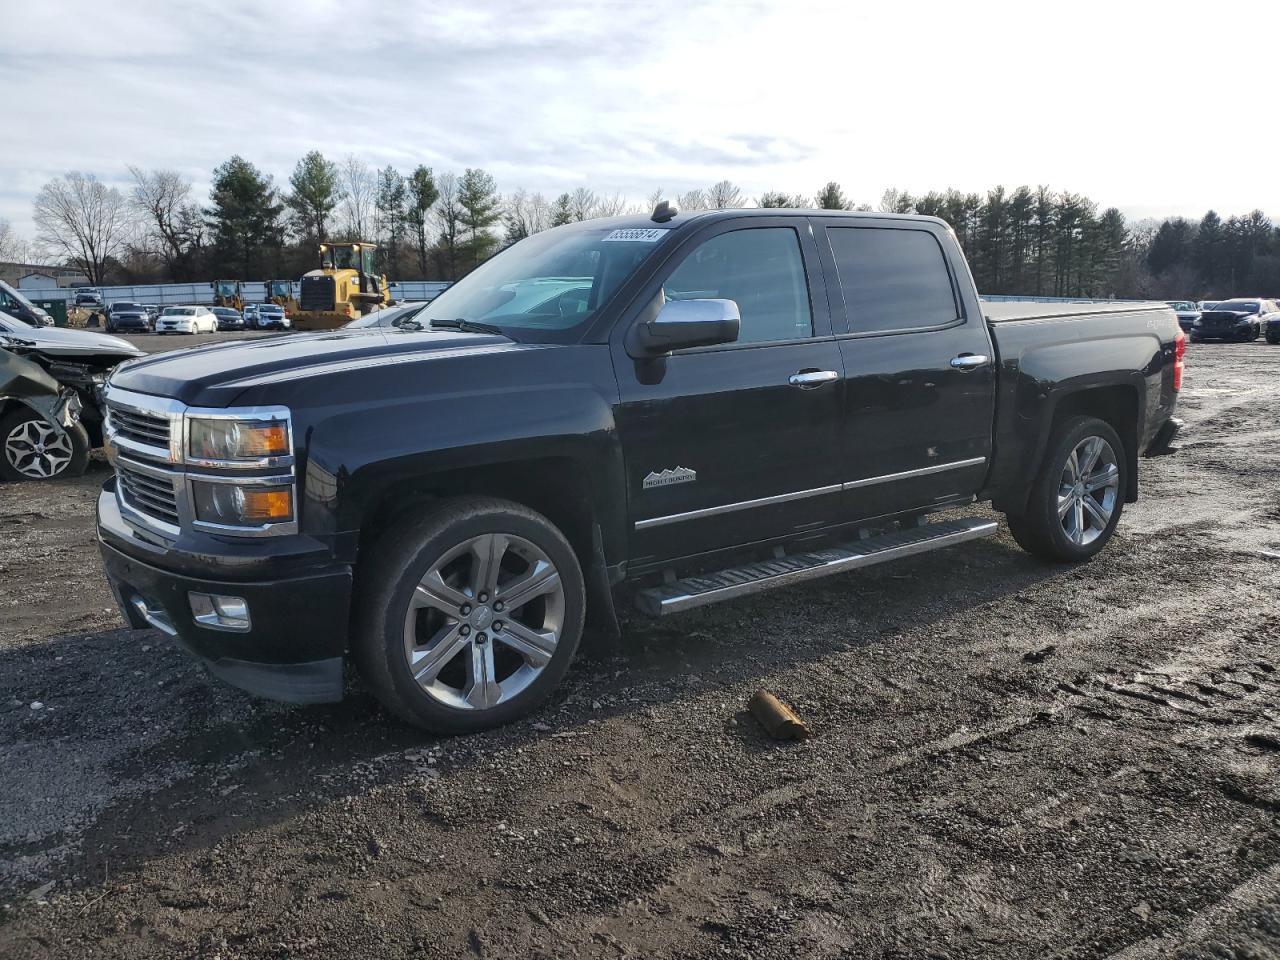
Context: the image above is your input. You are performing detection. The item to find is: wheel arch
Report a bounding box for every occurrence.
[995,382,1141,515]
[354,455,622,640]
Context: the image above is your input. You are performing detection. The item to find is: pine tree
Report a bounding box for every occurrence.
[204,156,283,278]
[815,182,851,210]
[550,193,574,227]
[457,168,502,272]
[404,166,439,278]
[374,166,406,279]
[286,151,340,243]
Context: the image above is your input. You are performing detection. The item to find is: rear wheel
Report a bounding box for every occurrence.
[0,409,90,481]
[1006,415,1126,563]
[353,497,585,733]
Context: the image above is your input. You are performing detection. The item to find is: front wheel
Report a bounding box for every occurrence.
[1006,415,1126,563]
[0,409,91,481]
[353,497,586,733]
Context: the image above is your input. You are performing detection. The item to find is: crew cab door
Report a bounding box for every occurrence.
[610,218,845,567]
[813,218,995,520]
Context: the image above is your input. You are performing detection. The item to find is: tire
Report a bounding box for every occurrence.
[353,496,586,734]
[1006,415,1126,563]
[1267,332,1280,345]
[1189,334,1202,344]
[0,408,91,482]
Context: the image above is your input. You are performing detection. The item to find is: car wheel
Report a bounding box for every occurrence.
[0,409,91,482]
[1267,332,1280,345]
[1006,415,1126,563]
[353,496,585,734]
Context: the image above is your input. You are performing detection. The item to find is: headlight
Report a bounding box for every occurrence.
[188,418,289,462]
[192,480,293,526]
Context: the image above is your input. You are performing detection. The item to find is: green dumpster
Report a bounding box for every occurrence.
[31,298,69,327]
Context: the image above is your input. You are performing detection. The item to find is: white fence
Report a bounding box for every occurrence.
[34,280,452,307]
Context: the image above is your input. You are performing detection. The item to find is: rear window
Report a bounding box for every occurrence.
[826,227,959,334]
[164,307,195,316]
[1214,301,1260,313]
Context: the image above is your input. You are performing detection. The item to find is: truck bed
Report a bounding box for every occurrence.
[981,299,1170,323]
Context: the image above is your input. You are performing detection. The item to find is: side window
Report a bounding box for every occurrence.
[827,227,959,334]
[662,227,813,344]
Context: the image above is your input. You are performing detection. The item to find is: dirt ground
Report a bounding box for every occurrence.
[1,340,1279,959]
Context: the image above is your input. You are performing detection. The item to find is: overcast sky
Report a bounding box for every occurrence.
[4,0,1276,244]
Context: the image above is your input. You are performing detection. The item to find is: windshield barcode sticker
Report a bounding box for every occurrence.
[602,228,668,243]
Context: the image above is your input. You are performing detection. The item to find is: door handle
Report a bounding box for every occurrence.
[788,369,839,388]
[950,354,989,370]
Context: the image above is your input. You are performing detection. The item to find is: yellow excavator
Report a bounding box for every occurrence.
[264,279,298,316]
[293,241,390,331]
[212,280,244,312]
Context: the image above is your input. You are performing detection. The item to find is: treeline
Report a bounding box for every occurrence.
[22,154,1280,298]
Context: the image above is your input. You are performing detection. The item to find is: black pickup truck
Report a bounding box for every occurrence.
[97,208,1185,732]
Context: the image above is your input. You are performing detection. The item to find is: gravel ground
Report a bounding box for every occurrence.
[1,341,1278,958]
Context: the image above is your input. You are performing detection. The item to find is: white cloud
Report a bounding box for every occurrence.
[4,0,1276,242]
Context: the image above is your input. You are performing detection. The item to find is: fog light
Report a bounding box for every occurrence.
[189,592,252,632]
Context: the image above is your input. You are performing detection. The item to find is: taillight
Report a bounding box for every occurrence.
[1173,330,1186,392]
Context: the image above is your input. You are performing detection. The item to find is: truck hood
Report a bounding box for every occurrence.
[107,326,523,406]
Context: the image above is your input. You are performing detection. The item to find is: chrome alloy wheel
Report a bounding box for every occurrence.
[1058,435,1119,546]
[4,418,74,479]
[403,533,565,711]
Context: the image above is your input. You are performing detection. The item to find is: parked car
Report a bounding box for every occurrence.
[105,302,151,333]
[344,301,431,330]
[242,303,260,329]
[255,304,291,330]
[0,310,143,480]
[1191,298,1272,342]
[74,288,103,307]
[154,305,218,335]
[0,280,55,327]
[1263,303,1280,344]
[97,208,1183,733]
[212,307,245,331]
[1166,300,1200,332]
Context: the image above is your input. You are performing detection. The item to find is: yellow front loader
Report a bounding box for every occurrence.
[293,242,390,331]
[212,280,244,312]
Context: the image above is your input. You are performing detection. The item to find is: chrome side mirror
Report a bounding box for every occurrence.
[633,298,741,355]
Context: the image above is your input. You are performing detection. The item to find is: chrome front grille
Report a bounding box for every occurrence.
[116,460,181,527]
[103,384,297,541]
[107,405,170,449]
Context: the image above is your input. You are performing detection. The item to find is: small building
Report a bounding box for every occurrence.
[18,272,59,290]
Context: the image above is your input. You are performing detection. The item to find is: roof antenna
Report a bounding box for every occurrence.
[651,199,678,223]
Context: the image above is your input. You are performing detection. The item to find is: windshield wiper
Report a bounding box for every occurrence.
[428,318,506,336]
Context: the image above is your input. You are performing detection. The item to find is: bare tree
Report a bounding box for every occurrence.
[594,192,631,217]
[433,172,464,279]
[503,189,554,243]
[677,189,708,212]
[707,180,743,209]
[128,166,199,279]
[569,187,598,222]
[645,188,665,212]
[339,156,376,239]
[0,218,30,262]
[33,172,134,284]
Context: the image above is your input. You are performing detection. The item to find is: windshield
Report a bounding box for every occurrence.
[113,302,141,310]
[268,281,291,296]
[213,308,237,316]
[1213,300,1259,313]
[164,307,195,316]
[423,224,671,342]
[0,281,38,311]
[259,305,282,313]
[1167,301,1195,311]
[215,282,237,295]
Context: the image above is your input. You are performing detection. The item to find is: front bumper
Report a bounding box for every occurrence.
[97,482,353,704]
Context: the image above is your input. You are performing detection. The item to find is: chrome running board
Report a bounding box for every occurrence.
[634,517,999,616]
